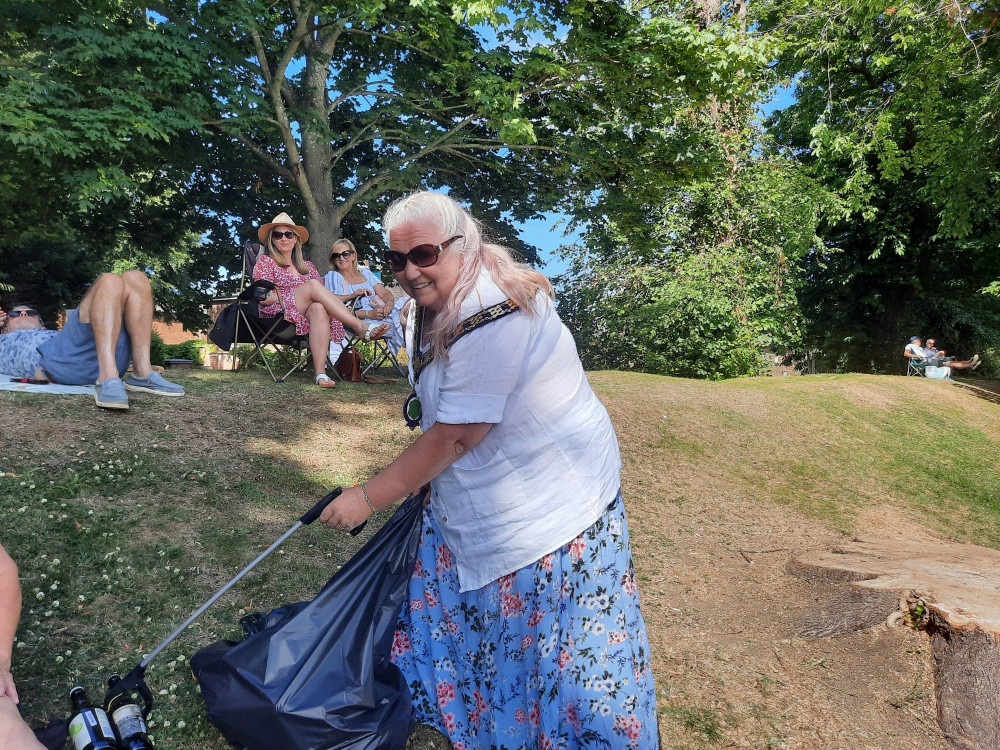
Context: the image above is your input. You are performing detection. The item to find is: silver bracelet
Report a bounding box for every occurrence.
[361,482,375,513]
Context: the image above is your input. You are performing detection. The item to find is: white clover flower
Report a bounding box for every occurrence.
[176,721,186,729]
[169,684,177,692]
[35,592,44,600]
[52,600,59,607]
[50,583,58,590]
[78,595,85,601]
[55,656,63,663]
[17,507,26,513]
[65,650,72,656]
[29,483,35,489]
[158,689,168,695]
[16,642,25,649]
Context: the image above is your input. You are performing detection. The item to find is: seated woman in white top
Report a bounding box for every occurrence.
[318,191,658,748]
[323,239,409,362]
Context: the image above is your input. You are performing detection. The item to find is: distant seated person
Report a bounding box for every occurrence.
[0,271,184,409]
[904,336,952,379]
[924,337,980,371]
[324,238,410,363]
[253,213,390,388]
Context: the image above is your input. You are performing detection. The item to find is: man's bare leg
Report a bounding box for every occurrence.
[0,696,45,750]
[77,273,126,383]
[120,270,154,378]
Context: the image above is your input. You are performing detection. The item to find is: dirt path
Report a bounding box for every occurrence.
[592,372,952,749]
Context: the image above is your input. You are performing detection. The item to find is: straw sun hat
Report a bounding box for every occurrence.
[258,212,309,244]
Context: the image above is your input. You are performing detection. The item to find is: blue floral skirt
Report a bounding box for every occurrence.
[391,495,659,749]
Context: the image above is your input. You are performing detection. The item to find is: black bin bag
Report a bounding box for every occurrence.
[191,490,425,750]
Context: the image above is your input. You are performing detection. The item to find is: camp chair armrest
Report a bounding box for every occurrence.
[239,279,277,302]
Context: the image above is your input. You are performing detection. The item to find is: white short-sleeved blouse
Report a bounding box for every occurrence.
[408,269,621,592]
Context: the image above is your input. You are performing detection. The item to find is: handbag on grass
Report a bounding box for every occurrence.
[335,345,365,381]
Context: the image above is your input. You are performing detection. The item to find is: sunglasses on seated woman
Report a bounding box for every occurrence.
[383,235,463,272]
[330,249,354,261]
[271,230,298,240]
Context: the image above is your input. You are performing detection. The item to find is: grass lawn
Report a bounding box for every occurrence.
[3,368,1000,748]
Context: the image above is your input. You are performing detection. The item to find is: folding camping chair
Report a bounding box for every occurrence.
[906,358,928,377]
[327,272,406,379]
[228,240,331,383]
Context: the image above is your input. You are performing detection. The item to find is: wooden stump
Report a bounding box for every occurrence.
[791,539,1000,750]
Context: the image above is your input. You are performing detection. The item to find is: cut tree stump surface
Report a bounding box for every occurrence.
[793,538,1000,630]
[793,538,1000,750]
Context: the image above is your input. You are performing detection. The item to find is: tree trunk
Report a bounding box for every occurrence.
[791,539,1000,750]
[300,29,340,277]
[304,200,341,277]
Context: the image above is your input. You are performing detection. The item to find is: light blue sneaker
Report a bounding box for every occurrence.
[95,378,129,410]
[124,371,185,397]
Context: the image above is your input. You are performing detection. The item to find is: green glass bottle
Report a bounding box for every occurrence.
[68,686,117,750]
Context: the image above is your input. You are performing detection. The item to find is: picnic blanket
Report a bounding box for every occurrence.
[0,372,95,396]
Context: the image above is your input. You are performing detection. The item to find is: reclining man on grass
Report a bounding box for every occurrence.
[0,270,184,410]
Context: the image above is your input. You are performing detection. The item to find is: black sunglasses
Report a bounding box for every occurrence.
[384,236,462,273]
[8,309,39,318]
[271,230,298,240]
[330,249,354,261]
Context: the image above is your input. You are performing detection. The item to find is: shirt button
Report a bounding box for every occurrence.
[441,516,448,523]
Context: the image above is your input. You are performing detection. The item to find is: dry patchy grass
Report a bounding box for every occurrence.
[3,369,1000,748]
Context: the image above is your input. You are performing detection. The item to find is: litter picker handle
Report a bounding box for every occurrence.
[300,487,343,525]
[300,486,367,536]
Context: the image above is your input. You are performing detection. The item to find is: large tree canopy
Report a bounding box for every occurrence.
[762,0,1000,371]
[1,0,765,330]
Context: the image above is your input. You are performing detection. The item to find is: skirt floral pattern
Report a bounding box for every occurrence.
[392,495,659,749]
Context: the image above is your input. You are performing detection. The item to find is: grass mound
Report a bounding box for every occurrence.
[2,369,997,748]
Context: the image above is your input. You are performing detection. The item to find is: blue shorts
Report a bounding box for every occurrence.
[36,309,131,385]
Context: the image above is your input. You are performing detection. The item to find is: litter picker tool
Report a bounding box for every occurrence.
[103,487,359,717]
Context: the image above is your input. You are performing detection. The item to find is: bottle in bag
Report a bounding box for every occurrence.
[68,686,117,750]
[106,674,155,749]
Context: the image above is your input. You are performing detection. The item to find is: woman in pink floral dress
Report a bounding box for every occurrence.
[253,212,389,387]
[320,193,659,747]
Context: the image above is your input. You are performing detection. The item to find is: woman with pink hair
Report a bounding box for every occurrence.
[320,192,658,748]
